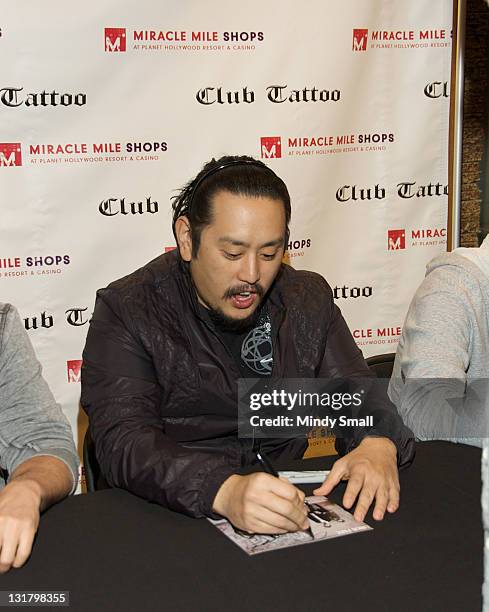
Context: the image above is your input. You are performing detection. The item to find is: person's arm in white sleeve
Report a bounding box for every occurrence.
[388,266,486,444]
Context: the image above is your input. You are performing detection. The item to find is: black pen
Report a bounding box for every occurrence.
[256,450,279,477]
[255,450,319,536]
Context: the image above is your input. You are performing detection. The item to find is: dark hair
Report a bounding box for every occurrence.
[171,155,291,257]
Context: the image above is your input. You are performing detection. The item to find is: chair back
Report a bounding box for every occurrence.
[83,428,109,492]
[365,353,396,379]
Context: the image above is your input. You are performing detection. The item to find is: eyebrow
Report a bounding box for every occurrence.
[218,237,284,248]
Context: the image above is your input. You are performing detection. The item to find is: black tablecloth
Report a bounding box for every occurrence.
[0,442,483,612]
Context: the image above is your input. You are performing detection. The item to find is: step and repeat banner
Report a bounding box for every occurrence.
[1,1,452,483]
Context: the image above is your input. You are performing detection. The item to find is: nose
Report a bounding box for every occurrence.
[238,253,260,286]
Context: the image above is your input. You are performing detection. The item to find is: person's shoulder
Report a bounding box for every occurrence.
[402,252,488,336]
[418,252,488,301]
[107,250,178,292]
[0,302,18,333]
[275,264,333,310]
[98,251,180,304]
[0,302,13,319]
[0,303,25,355]
[277,264,332,295]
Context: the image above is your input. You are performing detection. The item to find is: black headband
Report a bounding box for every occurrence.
[187,159,280,210]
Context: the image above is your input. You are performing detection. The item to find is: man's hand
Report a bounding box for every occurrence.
[314,437,399,522]
[0,479,41,573]
[212,472,309,534]
[0,455,74,572]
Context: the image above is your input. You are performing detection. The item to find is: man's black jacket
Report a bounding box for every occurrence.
[81,251,414,517]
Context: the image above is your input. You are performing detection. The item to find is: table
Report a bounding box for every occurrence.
[0,442,482,612]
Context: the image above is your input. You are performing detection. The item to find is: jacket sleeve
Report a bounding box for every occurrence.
[81,293,239,518]
[0,304,79,491]
[317,282,415,468]
[387,266,486,445]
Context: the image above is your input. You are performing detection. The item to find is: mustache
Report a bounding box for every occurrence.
[223,284,265,299]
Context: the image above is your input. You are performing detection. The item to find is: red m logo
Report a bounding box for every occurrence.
[105,28,127,52]
[352,29,368,51]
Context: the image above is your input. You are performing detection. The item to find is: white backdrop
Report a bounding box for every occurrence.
[0,1,452,485]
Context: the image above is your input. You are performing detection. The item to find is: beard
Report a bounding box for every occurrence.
[207,302,262,333]
[207,282,266,333]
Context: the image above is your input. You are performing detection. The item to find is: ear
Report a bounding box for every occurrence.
[175,216,193,262]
